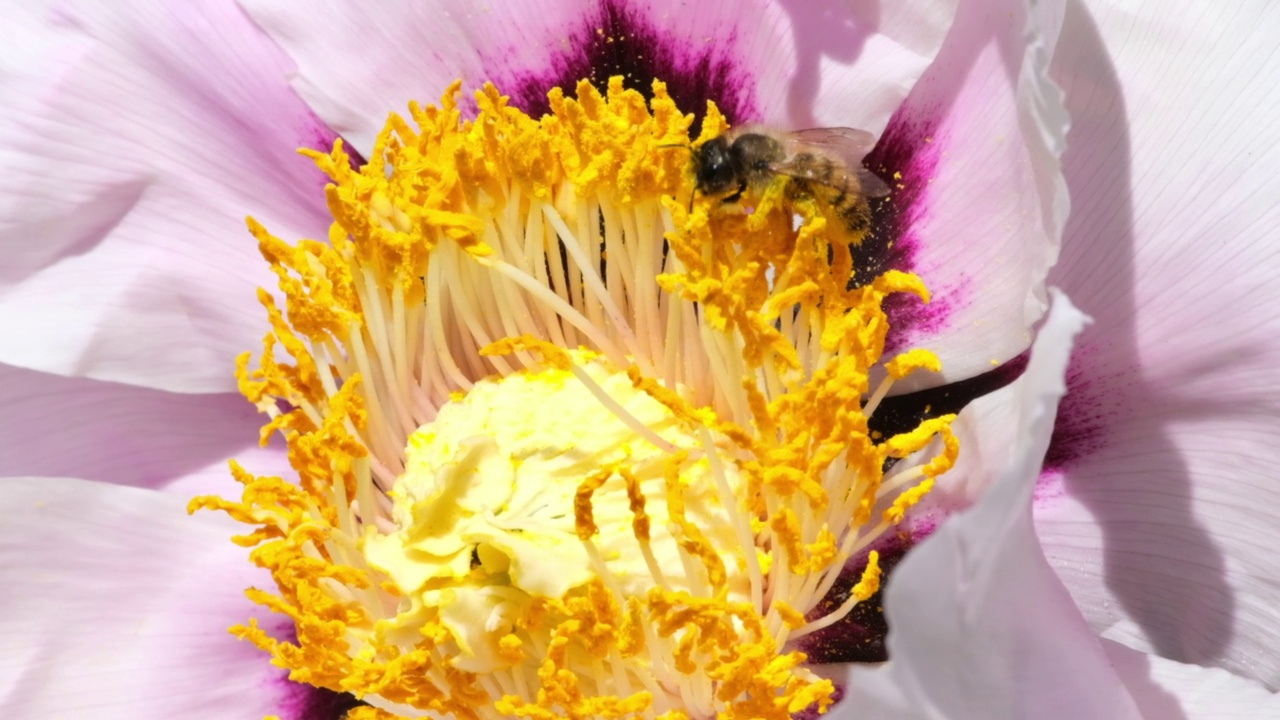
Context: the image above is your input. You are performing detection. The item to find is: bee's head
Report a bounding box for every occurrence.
[693,136,738,195]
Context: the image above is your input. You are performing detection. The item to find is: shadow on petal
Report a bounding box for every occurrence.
[0,361,280,495]
[1044,0,1233,665]
[775,0,879,128]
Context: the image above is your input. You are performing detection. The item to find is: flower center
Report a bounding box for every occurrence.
[364,350,753,677]
[192,77,959,720]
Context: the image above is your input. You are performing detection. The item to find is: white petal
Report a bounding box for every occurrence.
[0,0,90,118]
[837,291,1144,719]
[240,0,959,155]
[1103,640,1280,719]
[874,0,1070,393]
[0,477,293,718]
[0,0,336,393]
[927,371,1020,509]
[0,361,288,497]
[1037,0,1280,686]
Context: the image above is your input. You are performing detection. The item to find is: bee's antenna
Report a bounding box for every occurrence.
[655,143,693,152]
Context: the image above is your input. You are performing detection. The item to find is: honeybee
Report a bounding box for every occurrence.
[691,127,891,231]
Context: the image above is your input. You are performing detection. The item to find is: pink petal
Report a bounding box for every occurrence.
[0,477,293,717]
[0,361,288,496]
[837,292,1145,719]
[1104,640,1280,718]
[0,0,339,393]
[871,0,1070,392]
[239,0,959,154]
[1035,0,1280,685]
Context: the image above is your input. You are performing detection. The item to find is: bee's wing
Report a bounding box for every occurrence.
[853,167,892,197]
[762,127,885,197]
[769,162,893,199]
[787,127,879,162]
[782,127,892,198]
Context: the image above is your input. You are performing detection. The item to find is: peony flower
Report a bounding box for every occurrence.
[0,1,1276,719]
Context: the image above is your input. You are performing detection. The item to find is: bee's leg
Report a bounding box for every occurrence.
[783,178,806,201]
[721,180,748,205]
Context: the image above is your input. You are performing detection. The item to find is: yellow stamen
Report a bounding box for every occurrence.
[193,76,960,719]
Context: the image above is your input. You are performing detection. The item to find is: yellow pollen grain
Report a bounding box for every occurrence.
[885,348,942,379]
[773,601,808,630]
[574,466,614,540]
[852,551,883,602]
[885,479,935,525]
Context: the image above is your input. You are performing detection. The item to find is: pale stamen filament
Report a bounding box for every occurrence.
[346,329,404,472]
[470,252,532,366]
[539,201,655,377]
[700,426,763,609]
[791,587,869,639]
[864,373,896,417]
[443,249,517,377]
[359,266,416,437]
[879,464,928,499]
[617,202,656,359]
[520,202,572,349]
[662,278,685,390]
[596,198,630,319]
[425,255,476,390]
[482,220,541,361]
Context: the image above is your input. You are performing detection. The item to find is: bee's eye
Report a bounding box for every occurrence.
[696,139,736,194]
